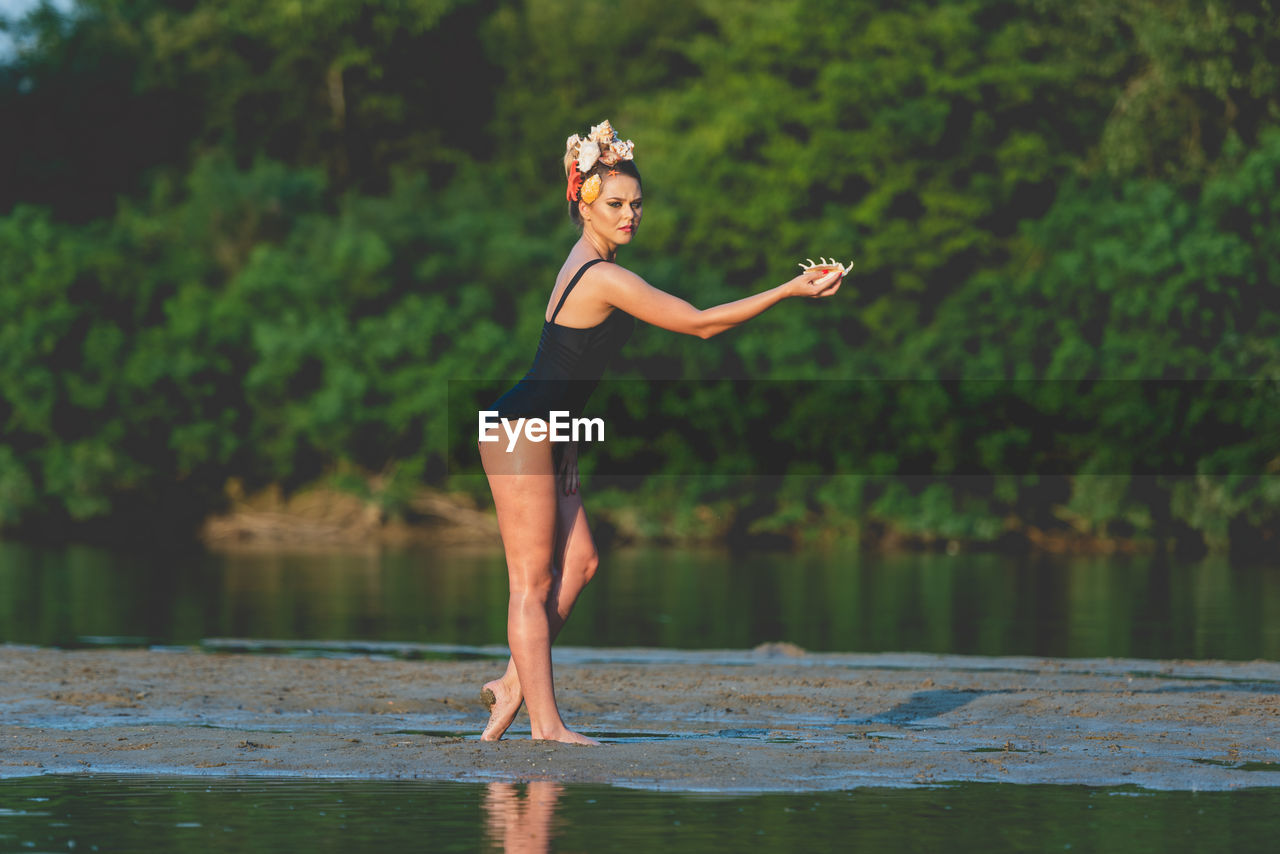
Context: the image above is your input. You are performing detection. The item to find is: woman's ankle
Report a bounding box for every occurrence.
[529,719,569,741]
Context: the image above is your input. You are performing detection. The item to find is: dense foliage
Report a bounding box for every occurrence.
[2,0,1278,552]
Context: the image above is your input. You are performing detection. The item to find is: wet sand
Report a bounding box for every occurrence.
[2,643,1277,791]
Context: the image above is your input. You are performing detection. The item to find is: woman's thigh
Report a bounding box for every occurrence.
[480,436,558,584]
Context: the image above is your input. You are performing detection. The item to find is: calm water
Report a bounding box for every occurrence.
[0,775,1278,854]
[3,543,1278,851]
[0,542,1278,659]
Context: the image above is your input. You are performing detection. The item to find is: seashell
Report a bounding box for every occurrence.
[577,140,601,173]
[610,139,634,161]
[580,173,603,205]
[793,253,855,286]
[589,120,615,145]
[599,148,619,166]
[564,135,582,177]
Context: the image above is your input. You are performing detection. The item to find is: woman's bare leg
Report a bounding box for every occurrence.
[480,439,598,745]
[483,489,598,741]
[483,781,564,853]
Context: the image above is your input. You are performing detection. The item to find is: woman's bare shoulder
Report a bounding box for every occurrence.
[587,259,648,289]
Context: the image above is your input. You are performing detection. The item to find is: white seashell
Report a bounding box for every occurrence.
[577,140,601,173]
[799,256,856,277]
[589,120,615,145]
[814,269,841,288]
[610,139,634,161]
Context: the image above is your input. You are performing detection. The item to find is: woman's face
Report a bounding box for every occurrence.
[582,173,642,245]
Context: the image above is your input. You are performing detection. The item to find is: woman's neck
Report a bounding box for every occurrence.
[580,230,617,262]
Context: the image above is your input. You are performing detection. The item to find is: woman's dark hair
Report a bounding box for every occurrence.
[567,158,642,227]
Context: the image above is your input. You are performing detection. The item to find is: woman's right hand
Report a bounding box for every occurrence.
[787,266,844,299]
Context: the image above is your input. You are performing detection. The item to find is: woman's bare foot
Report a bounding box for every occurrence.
[530,726,601,746]
[480,677,524,742]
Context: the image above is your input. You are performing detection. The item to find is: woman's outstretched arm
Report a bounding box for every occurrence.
[595,264,842,339]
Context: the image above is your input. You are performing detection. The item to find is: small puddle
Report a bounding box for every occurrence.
[717,728,768,738]
[198,639,509,662]
[588,731,684,743]
[384,729,476,740]
[1192,758,1280,772]
[554,729,814,744]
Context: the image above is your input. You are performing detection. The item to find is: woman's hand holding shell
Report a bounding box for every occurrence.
[789,256,852,298]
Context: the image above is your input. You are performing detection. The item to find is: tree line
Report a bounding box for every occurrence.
[2,0,1277,554]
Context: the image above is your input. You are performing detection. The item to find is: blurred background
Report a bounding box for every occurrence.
[2,0,1278,560]
[4,12,1279,848]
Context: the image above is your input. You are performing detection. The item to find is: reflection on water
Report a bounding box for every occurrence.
[484,782,562,854]
[1,775,1279,853]
[0,540,1278,659]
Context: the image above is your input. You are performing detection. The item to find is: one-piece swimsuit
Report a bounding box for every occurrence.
[490,258,634,420]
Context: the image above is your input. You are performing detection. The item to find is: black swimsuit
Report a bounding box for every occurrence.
[490,259,634,420]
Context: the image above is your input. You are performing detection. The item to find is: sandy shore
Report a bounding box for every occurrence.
[1,643,1277,791]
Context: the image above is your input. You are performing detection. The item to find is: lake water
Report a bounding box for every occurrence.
[1,775,1278,854]
[0,542,1277,660]
[2,541,1278,852]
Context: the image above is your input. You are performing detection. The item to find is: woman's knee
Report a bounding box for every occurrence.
[574,550,600,586]
[508,561,555,601]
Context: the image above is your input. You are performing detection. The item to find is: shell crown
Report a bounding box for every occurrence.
[564,119,636,177]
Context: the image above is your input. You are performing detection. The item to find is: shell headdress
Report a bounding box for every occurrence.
[565,120,635,205]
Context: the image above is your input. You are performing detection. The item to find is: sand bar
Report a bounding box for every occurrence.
[1,643,1277,791]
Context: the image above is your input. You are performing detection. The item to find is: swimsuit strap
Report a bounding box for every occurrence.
[549,258,608,323]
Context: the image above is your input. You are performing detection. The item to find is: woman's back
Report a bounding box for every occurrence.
[491,258,634,420]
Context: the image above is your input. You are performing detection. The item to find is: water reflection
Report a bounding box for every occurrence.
[483,782,562,853]
[0,540,1277,660]
[3,775,1280,853]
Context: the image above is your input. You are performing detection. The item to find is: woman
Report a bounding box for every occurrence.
[478,120,843,745]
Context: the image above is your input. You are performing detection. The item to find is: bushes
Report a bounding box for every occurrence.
[2,0,1278,551]
[0,155,543,532]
